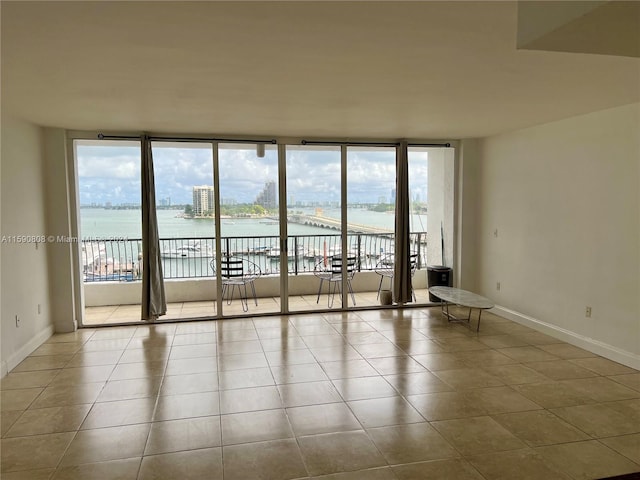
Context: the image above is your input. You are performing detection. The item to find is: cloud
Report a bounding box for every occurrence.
[76,142,434,206]
[153,146,214,203]
[76,147,139,180]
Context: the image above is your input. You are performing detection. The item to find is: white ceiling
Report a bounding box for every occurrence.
[2,1,638,139]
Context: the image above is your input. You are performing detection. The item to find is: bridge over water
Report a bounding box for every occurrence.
[288,215,393,234]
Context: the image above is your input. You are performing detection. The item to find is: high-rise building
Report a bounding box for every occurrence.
[255,180,277,209]
[192,185,214,216]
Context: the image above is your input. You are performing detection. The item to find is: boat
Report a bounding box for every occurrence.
[161,241,214,258]
[304,248,323,260]
[266,247,281,259]
[82,241,109,275]
[83,251,138,282]
[247,246,270,255]
[84,271,135,282]
[267,245,306,260]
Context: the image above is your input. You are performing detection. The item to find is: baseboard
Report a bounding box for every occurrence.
[492,305,640,371]
[0,325,55,378]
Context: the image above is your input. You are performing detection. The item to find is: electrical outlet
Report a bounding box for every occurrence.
[496,282,501,291]
[586,306,592,318]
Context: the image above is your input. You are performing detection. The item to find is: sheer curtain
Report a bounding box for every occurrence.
[141,135,167,321]
[393,140,412,304]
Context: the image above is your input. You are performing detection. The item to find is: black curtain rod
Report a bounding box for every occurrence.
[301,140,399,147]
[301,140,451,148]
[97,133,277,144]
[96,134,450,148]
[410,142,451,148]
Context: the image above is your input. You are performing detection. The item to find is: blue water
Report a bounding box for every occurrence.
[80,208,428,281]
[79,208,427,239]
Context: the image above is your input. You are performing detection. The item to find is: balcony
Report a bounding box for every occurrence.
[82,232,434,325]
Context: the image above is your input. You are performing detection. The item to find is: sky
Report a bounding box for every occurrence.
[76,140,430,206]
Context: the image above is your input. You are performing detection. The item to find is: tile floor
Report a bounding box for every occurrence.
[1,307,639,479]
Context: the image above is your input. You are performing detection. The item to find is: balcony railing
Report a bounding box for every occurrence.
[82,233,427,282]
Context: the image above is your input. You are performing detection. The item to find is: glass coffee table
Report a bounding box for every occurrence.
[428,286,494,332]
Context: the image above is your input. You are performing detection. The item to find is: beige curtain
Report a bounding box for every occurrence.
[393,140,412,304]
[141,135,166,321]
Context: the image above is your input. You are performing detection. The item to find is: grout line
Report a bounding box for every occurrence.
[4,308,640,479]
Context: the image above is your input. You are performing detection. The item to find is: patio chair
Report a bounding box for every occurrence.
[210,256,261,312]
[375,253,419,302]
[314,256,357,308]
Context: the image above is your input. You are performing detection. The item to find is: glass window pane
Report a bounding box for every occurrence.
[347,146,396,305]
[151,142,215,316]
[286,145,342,311]
[218,143,280,315]
[76,139,142,325]
[409,146,455,303]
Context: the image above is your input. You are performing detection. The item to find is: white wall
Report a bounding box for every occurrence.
[44,129,76,334]
[1,115,54,376]
[458,139,481,292]
[426,148,456,270]
[473,103,640,368]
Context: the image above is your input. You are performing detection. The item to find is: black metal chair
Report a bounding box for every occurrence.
[314,256,357,308]
[375,253,419,302]
[211,256,261,312]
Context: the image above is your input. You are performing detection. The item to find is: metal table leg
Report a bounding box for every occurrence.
[440,300,483,332]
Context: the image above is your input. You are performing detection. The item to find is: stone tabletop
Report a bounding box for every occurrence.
[428,286,494,309]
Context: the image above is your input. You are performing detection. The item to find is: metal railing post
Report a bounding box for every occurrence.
[80,232,427,283]
[356,234,362,272]
[294,236,299,275]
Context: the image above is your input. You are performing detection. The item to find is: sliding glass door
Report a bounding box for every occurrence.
[218,143,280,316]
[75,136,456,323]
[346,146,397,307]
[76,139,143,325]
[151,142,216,319]
[285,145,343,312]
[408,146,455,303]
